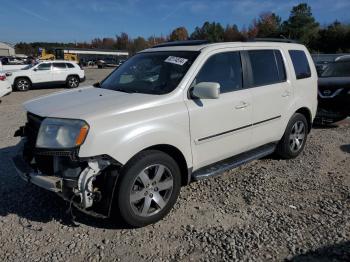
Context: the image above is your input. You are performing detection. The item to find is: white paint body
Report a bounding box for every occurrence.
[0,73,12,97]
[23,42,318,172]
[6,60,85,86]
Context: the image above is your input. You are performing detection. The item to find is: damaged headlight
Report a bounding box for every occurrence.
[36,118,89,149]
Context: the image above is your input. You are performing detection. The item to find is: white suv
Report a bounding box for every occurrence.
[6,60,85,91]
[13,41,317,227]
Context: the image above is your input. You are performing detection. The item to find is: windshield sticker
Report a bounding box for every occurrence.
[164,56,188,66]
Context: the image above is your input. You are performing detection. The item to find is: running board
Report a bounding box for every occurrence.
[191,143,277,181]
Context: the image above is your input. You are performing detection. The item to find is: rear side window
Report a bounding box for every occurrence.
[274,50,286,81]
[195,52,243,93]
[247,50,286,87]
[289,50,311,79]
[66,63,75,68]
[53,63,67,69]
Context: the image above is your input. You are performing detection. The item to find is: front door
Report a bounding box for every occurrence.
[185,51,253,170]
[31,62,53,83]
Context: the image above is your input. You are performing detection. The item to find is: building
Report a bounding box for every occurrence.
[0,42,15,56]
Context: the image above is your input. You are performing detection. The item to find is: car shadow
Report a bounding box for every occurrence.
[312,123,339,129]
[289,241,350,261]
[0,144,130,230]
[340,144,350,154]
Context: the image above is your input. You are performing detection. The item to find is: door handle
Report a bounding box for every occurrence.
[235,101,249,109]
[282,91,291,97]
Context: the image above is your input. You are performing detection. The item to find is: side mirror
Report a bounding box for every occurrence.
[191,82,220,99]
[33,68,37,71]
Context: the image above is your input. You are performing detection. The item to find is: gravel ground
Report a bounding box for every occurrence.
[0,68,349,261]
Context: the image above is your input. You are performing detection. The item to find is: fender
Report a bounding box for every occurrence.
[78,103,193,169]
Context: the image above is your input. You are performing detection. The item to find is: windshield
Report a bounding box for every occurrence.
[21,63,36,70]
[319,61,350,77]
[100,51,199,94]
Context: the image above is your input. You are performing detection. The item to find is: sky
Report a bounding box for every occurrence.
[1,0,350,44]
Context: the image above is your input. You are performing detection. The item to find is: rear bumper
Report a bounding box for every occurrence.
[0,85,12,97]
[80,76,86,82]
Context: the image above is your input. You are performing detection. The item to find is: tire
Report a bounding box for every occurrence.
[276,113,308,159]
[66,76,80,88]
[115,150,181,227]
[14,77,31,91]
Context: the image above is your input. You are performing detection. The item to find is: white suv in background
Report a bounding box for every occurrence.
[6,60,85,91]
[13,40,317,227]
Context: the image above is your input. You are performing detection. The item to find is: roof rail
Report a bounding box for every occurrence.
[152,40,209,48]
[248,38,298,43]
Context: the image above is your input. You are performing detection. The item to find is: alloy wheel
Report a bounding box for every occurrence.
[289,120,306,152]
[17,80,29,91]
[69,77,79,88]
[129,164,174,217]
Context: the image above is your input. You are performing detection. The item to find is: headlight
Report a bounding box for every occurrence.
[36,118,89,149]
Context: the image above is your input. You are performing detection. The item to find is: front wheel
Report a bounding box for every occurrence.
[115,150,181,227]
[15,78,31,91]
[66,76,80,88]
[276,113,308,159]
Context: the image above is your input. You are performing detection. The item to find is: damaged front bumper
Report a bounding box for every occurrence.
[12,140,120,218]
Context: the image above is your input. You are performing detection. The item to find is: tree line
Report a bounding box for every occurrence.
[15,3,350,56]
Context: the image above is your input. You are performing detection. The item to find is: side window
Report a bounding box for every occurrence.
[274,50,286,81]
[248,50,283,87]
[53,63,67,69]
[289,50,311,79]
[66,63,75,68]
[195,52,243,93]
[37,63,51,71]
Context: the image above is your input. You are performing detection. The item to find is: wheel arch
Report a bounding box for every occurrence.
[295,107,312,132]
[14,76,32,85]
[137,144,190,186]
[66,74,80,81]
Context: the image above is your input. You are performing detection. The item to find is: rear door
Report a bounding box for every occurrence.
[185,50,253,170]
[245,48,292,147]
[52,62,68,82]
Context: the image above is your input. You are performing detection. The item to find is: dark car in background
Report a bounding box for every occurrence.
[96,58,119,68]
[316,58,350,124]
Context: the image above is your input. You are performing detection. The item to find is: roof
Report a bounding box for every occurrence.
[0,42,15,48]
[141,41,305,53]
[38,60,78,63]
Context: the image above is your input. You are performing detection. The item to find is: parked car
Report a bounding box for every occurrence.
[97,58,118,68]
[316,60,350,124]
[6,60,85,91]
[13,40,317,227]
[0,73,12,98]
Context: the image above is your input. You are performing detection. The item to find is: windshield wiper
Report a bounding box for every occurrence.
[114,88,139,93]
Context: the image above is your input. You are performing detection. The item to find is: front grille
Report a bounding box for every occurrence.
[25,112,44,149]
[23,112,80,175]
[318,87,344,98]
[23,112,54,174]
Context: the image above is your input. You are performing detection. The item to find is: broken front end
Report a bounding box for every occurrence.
[12,112,120,218]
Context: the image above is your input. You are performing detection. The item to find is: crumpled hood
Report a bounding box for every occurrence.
[24,86,160,120]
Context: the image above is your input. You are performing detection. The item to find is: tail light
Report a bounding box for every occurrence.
[0,75,6,81]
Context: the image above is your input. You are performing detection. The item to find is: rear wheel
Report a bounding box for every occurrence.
[276,113,308,159]
[115,150,181,227]
[15,78,31,91]
[66,76,80,88]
